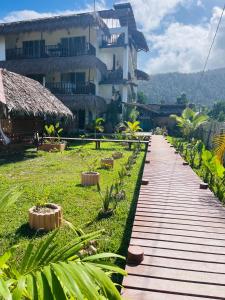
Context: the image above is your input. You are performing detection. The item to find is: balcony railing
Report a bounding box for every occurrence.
[46,82,96,95]
[101,33,125,48]
[6,43,96,60]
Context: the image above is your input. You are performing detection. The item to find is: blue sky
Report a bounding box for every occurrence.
[0,0,225,74]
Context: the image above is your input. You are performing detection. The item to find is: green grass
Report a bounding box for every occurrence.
[0,142,145,265]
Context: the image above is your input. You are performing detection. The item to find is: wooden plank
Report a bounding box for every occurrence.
[122,289,210,300]
[135,212,225,226]
[132,225,225,240]
[133,220,225,234]
[134,216,225,230]
[130,238,225,255]
[134,255,225,273]
[131,232,225,247]
[136,207,225,219]
[126,265,225,285]
[123,275,225,298]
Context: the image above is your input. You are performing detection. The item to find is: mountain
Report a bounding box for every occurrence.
[139,68,225,106]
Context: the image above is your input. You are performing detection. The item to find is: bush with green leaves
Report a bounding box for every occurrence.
[168,137,225,202]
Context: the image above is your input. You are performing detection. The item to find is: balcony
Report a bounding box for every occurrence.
[100,33,125,48]
[46,82,96,95]
[6,43,96,60]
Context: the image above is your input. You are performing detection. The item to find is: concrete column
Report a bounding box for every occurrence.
[123,46,129,80]
[42,76,46,87]
[0,36,6,61]
[122,85,128,103]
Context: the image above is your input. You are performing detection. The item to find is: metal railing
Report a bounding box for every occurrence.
[6,42,96,60]
[101,33,125,48]
[46,82,96,95]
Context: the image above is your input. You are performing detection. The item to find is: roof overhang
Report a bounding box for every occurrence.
[0,55,107,76]
[135,69,150,81]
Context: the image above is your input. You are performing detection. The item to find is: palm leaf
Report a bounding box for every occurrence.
[213,134,225,164]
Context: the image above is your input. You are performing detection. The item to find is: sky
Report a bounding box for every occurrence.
[0,0,225,75]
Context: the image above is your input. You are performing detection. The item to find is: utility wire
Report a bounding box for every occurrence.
[194,3,225,108]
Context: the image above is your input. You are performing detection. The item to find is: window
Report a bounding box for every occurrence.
[61,72,85,84]
[23,40,45,58]
[61,36,86,56]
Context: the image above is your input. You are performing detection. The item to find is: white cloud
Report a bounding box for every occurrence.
[130,0,190,32]
[143,5,225,74]
[0,0,107,23]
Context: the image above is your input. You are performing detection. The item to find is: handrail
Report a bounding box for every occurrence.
[43,137,149,143]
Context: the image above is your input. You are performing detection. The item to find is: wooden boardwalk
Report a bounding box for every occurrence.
[122,135,225,300]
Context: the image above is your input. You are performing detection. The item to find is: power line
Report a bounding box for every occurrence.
[194,2,225,107]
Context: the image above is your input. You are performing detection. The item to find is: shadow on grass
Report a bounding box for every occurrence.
[15,223,47,239]
[112,150,147,286]
[0,147,38,166]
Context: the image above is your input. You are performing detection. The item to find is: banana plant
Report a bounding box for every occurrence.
[44,123,63,143]
[0,229,126,300]
[170,108,209,140]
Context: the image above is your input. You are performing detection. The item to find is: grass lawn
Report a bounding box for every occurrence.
[0,141,145,267]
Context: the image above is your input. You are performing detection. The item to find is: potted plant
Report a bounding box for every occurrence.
[29,201,62,231]
[97,183,117,218]
[78,150,100,186]
[112,152,123,159]
[38,123,66,152]
[101,157,114,169]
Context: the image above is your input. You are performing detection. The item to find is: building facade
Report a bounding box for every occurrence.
[0,3,149,131]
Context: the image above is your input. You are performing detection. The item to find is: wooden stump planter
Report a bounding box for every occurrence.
[81,172,100,186]
[101,158,114,169]
[29,203,62,231]
[38,143,66,152]
[112,152,123,159]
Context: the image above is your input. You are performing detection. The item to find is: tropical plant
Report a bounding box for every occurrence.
[44,123,63,143]
[97,183,117,216]
[209,101,225,122]
[170,108,209,139]
[213,133,225,165]
[124,121,142,140]
[93,118,105,134]
[0,229,126,299]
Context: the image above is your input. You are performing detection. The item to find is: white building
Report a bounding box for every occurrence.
[0,2,149,130]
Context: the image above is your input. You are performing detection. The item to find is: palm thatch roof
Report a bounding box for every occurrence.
[0,56,107,76]
[57,94,107,114]
[0,12,110,36]
[0,69,73,117]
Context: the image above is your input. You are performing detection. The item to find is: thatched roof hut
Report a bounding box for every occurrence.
[0,68,73,118]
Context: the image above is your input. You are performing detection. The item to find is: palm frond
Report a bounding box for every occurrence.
[213,134,225,164]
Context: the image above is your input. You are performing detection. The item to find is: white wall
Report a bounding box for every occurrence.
[5,27,98,49]
[0,36,6,61]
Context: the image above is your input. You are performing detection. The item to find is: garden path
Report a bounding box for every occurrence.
[122,135,225,300]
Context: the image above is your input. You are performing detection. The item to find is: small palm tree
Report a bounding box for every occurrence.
[213,133,225,164]
[170,108,209,139]
[125,121,142,139]
[0,190,126,299]
[0,229,125,299]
